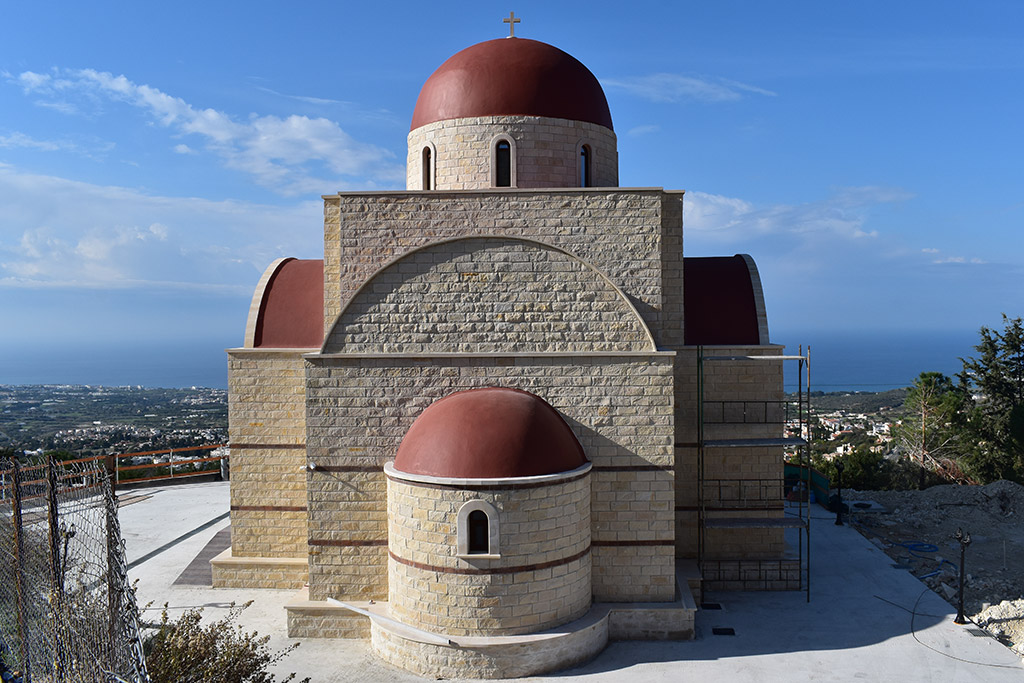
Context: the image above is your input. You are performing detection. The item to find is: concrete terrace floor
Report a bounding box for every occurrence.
[121,481,1024,682]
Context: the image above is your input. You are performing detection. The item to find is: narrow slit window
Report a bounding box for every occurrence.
[421,146,432,190]
[468,510,489,553]
[580,145,591,187]
[495,141,511,187]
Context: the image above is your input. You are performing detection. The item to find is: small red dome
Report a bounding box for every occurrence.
[393,387,587,479]
[410,38,613,132]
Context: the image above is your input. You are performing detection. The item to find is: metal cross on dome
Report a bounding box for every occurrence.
[503,11,521,37]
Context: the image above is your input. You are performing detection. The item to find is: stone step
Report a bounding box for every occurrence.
[285,586,698,678]
[677,557,703,605]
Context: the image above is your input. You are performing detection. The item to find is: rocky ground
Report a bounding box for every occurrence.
[845,480,1024,657]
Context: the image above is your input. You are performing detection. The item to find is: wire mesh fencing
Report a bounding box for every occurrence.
[0,456,148,683]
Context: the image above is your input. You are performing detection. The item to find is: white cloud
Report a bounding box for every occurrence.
[17,71,53,90]
[34,100,80,115]
[684,186,910,244]
[603,73,777,103]
[174,143,197,155]
[0,132,64,151]
[0,131,112,157]
[932,256,987,265]
[10,68,403,195]
[0,164,322,291]
[627,124,661,137]
[683,191,755,235]
[253,85,400,124]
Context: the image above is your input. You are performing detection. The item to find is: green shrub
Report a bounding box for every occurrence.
[143,602,308,683]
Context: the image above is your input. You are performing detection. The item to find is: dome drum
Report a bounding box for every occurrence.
[385,466,592,636]
[407,116,618,190]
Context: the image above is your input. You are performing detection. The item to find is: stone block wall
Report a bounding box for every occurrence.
[702,524,786,561]
[659,193,685,348]
[304,353,676,604]
[386,470,591,636]
[305,470,388,601]
[370,616,608,680]
[702,558,802,591]
[211,551,307,590]
[325,237,653,354]
[288,609,369,640]
[671,345,788,560]
[226,349,310,559]
[286,588,371,639]
[406,116,617,190]
[323,189,681,347]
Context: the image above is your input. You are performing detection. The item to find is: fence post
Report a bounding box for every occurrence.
[105,454,117,492]
[46,455,73,679]
[10,462,31,682]
[105,475,123,666]
[45,456,63,595]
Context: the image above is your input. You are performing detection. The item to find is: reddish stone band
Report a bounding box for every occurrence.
[388,546,591,576]
[591,540,674,546]
[309,539,388,547]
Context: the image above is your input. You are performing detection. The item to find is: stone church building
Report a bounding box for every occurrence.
[213,29,805,678]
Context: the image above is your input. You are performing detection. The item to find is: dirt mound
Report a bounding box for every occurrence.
[851,479,1023,517]
[976,600,1024,656]
[846,480,1024,657]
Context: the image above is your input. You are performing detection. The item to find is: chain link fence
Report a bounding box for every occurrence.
[0,456,149,683]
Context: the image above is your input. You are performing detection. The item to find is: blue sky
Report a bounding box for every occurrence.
[1,1,1022,386]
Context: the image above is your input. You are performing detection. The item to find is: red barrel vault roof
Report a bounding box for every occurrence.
[683,255,764,345]
[253,258,324,348]
[411,38,613,131]
[393,387,588,479]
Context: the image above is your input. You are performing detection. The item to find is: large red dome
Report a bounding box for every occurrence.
[410,38,613,132]
[393,387,588,479]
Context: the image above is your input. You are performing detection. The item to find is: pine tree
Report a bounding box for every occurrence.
[958,315,1024,483]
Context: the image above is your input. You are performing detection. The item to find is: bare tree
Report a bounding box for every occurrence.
[893,372,966,487]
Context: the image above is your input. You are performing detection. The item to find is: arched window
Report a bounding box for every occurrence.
[580,144,592,187]
[420,143,435,190]
[457,500,500,558]
[490,135,516,188]
[495,140,511,187]
[468,510,489,553]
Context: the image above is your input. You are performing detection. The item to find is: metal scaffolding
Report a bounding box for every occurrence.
[696,346,812,602]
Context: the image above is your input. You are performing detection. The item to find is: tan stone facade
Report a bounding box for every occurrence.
[325,236,654,355]
[302,352,676,604]
[223,350,309,558]
[212,349,312,589]
[222,33,804,679]
[322,188,684,345]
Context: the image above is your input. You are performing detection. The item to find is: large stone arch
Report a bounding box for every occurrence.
[322,236,655,354]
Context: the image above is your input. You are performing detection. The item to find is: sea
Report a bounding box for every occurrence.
[0,329,983,393]
[772,328,980,392]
